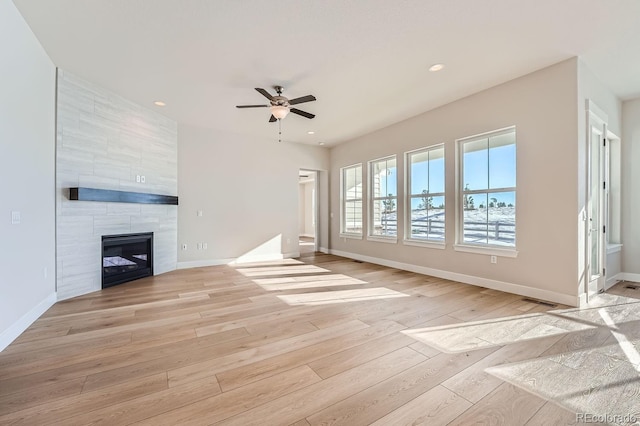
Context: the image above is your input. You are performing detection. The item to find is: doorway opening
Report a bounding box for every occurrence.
[298,169,318,256]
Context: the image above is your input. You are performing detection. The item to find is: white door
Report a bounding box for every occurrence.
[586,105,607,301]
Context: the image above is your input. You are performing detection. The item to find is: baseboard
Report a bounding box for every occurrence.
[0,292,57,352]
[319,247,329,254]
[578,292,588,307]
[329,249,579,307]
[300,234,315,238]
[617,272,640,283]
[605,273,623,290]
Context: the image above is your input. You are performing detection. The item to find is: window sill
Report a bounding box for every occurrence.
[607,243,623,254]
[403,239,446,250]
[367,236,398,244]
[453,244,518,258]
[339,233,363,240]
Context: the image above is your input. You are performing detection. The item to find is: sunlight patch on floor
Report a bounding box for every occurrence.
[277,287,409,306]
[403,312,595,353]
[486,346,640,422]
[598,308,640,369]
[235,264,330,277]
[253,274,367,291]
[231,258,304,267]
[464,304,640,422]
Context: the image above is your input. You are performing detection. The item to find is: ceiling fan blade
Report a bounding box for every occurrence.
[290,108,315,119]
[236,104,269,108]
[288,95,316,105]
[269,114,277,122]
[255,88,275,101]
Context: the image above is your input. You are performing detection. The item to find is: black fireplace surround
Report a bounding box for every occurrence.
[102,232,153,289]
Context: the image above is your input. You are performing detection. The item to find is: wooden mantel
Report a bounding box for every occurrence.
[68,187,178,205]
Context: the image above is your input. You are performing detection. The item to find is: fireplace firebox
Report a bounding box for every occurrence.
[102,232,153,288]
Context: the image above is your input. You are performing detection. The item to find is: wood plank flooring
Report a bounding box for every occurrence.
[1,253,639,425]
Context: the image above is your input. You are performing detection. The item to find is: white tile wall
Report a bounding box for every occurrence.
[56,70,178,300]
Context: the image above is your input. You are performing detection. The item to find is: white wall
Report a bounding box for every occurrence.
[330,59,580,305]
[621,98,640,277]
[178,125,329,267]
[56,71,178,300]
[0,0,56,350]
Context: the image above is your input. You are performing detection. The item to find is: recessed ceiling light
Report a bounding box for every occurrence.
[154,101,166,107]
[429,63,445,72]
[318,142,325,146]
[307,131,315,135]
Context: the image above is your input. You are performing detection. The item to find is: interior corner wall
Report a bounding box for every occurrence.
[621,98,640,277]
[0,0,56,350]
[177,124,329,266]
[56,71,178,300]
[329,59,580,305]
[576,60,623,292]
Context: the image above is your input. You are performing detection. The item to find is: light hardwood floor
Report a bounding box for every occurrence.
[1,253,639,425]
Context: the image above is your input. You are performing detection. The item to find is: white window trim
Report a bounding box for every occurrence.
[368,155,398,241]
[453,243,518,257]
[367,235,398,244]
[455,126,517,255]
[339,233,363,240]
[606,243,622,255]
[404,144,446,245]
[403,239,446,250]
[340,163,363,238]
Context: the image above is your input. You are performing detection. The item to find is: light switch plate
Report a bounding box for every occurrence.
[11,211,21,224]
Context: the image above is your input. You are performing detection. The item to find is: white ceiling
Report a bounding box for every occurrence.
[13,0,640,146]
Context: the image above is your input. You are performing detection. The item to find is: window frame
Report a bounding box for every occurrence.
[367,155,398,243]
[455,126,518,258]
[404,144,446,249]
[339,163,364,239]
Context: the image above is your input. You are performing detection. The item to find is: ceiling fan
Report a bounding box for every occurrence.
[236,86,316,122]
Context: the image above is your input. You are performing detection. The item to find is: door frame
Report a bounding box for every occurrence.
[585,100,607,302]
[298,169,320,252]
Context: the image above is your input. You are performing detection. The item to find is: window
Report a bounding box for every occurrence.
[406,145,445,244]
[457,127,516,252]
[340,164,363,237]
[369,156,397,239]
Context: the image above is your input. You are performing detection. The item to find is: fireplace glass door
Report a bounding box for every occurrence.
[102,232,153,288]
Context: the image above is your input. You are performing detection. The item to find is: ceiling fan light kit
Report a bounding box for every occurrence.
[236,86,316,122]
[270,105,289,120]
[236,86,317,142]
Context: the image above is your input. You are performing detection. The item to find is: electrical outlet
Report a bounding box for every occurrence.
[197,242,202,250]
[136,175,141,183]
[11,211,21,224]
[141,176,146,183]
[181,244,187,250]
[490,255,497,264]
